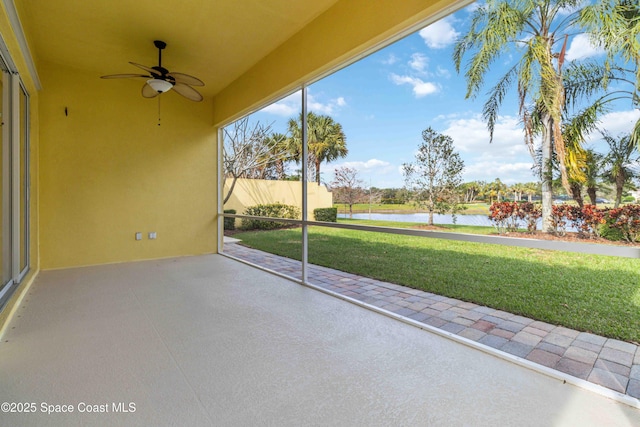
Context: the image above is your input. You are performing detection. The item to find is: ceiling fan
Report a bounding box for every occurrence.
[101,40,204,102]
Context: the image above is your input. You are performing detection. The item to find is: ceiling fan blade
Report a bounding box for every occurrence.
[101,73,149,79]
[167,72,205,86]
[141,83,160,98]
[130,62,162,77]
[172,83,203,102]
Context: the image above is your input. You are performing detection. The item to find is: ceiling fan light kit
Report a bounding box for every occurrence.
[147,78,173,93]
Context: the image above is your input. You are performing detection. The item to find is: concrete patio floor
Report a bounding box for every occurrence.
[1,254,639,426]
[223,241,640,401]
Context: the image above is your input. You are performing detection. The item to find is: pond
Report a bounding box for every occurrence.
[337,212,496,227]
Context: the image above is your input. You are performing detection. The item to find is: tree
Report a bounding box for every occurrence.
[260,133,294,180]
[460,181,484,203]
[578,0,640,146]
[510,182,528,202]
[453,0,585,232]
[522,182,540,202]
[288,112,348,184]
[222,118,283,204]
[330,166,365,218]
[601,132,639,207]
[402,128,465,226]
[584,149,605,205]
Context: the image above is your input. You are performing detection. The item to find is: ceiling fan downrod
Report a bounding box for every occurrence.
[154,40,168,75]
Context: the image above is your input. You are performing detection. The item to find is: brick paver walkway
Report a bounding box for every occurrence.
[224,242,640,401]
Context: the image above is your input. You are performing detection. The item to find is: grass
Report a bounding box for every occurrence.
[233,225,640,342]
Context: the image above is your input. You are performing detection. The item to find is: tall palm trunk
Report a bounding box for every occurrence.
[614,173,625,208]
[570,182,584,208]
[587,186,597,205]
[541,114,554,232]
[275,159,284,180]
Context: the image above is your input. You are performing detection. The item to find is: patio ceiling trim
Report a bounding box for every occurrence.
[2,0,41,89]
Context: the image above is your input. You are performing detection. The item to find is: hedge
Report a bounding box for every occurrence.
[313,207,337,222]
[223,209,236,230]
[240,203,301,230]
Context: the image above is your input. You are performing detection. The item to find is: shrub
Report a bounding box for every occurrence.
[314,207,337,222]
[577,204,607,238]
[381,198,403,204]
[240,203,301,230]
[551,204,607,238]
[489,202,520,233]
[223,209,236,230]
[599,215,624,242]
[518,202,541,233]
[622,196,635,203]
[550,205,580,236]
[489,202,541,234]
[607,204,640,243]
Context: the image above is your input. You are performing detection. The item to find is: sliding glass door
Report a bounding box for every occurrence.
[0,45,30,310]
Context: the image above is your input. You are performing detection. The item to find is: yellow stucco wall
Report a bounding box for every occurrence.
[223,178,333,220]
[213,0,462,126]
[38,62,217,269]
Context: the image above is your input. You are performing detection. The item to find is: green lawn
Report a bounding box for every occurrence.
[233,225,640,342]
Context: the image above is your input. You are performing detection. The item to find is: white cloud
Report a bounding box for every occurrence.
[409,53,429,73]
[309,95,347,115]
[382,53,399,65]
[419,16,460,49]
[442,114,529,154]
[390,74,439,97]
[329,158,396,177]
[566,33,605,62]
[463,161,535,184]
[439,113,536,182]
[261,102,298,116]
[259,92,300,116]
[259,91,346,117]
[436,66,451,78]
[585,110,640,143]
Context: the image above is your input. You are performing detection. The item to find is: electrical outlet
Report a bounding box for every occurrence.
[149,232,157,240]
[135,232,142,241]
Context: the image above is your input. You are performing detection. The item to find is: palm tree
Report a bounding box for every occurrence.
[287,112,348,185]
[453,0,584,232]
[485,178,507,204]
[510,183,528,201]
[578,0,640,146]
[522,182,540,202]
[260,133,293,180]
[583,149,605,205]
[601,132,639,207]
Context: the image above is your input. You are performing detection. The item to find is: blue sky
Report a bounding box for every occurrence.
[251,3,640,189]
